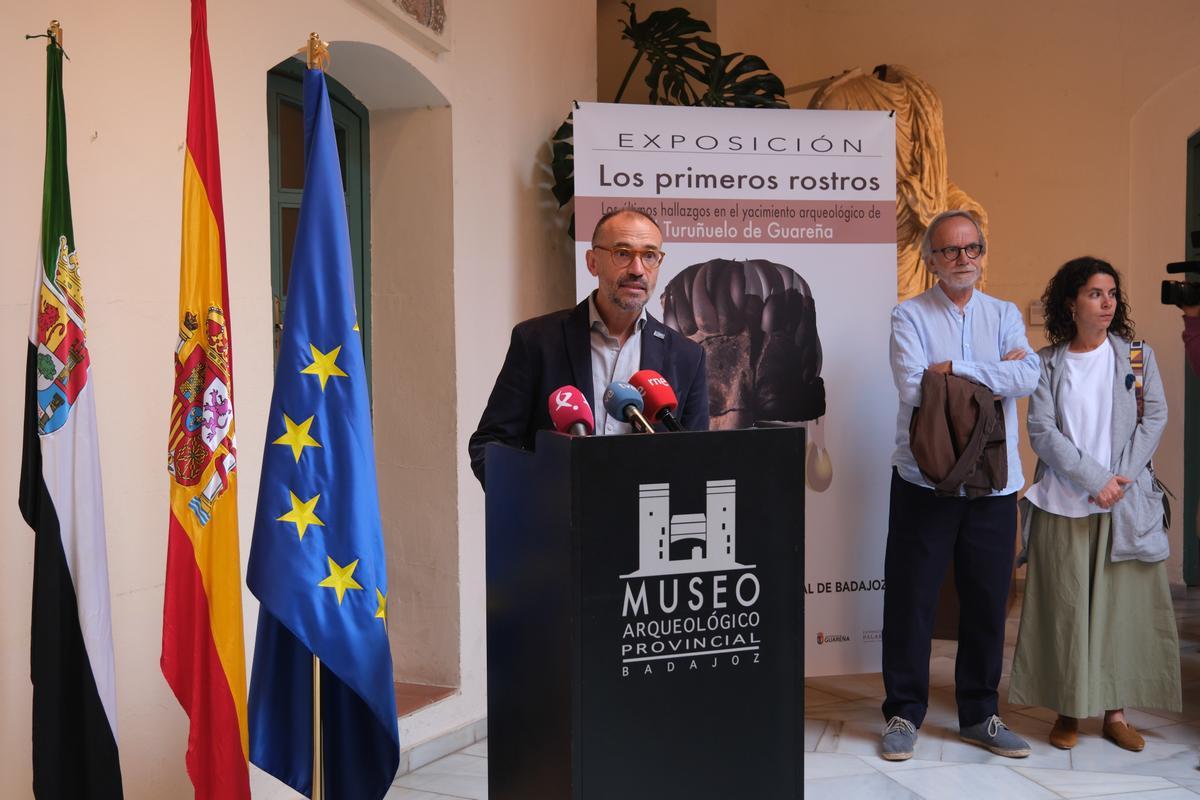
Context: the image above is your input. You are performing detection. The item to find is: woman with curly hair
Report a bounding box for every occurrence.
[1008,256,1181,752]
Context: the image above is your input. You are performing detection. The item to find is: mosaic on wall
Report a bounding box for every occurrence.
[395,0,445,34]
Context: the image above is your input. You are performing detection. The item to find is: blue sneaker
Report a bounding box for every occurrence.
[881,716,917,761]
[960,715,1031,758]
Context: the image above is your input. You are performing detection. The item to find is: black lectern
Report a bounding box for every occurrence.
[485,428,804,800]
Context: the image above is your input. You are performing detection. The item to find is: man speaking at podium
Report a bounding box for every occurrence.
[468,209,708,487]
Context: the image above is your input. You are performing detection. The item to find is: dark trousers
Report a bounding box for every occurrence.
[881,469,1016,728]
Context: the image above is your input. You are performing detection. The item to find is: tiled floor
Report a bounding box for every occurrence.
[249,740,488,799]
[804,588,1200,799]
[385,739,488,799]
[255,591,1200,799]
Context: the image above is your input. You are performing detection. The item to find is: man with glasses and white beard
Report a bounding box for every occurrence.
[468,209,708,488]
[880,210,1040,761]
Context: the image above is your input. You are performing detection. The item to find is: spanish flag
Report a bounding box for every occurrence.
[160,2,250,797]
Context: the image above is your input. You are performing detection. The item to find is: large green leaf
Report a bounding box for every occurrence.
[549,114,575,237]
[620,3,715,104]
[699,53,788,108]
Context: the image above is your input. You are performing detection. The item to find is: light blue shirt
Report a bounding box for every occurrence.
[588,293,647,435]
[890,284,1040,495]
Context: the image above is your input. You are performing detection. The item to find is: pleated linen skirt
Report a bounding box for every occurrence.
[1008,507,1182,717]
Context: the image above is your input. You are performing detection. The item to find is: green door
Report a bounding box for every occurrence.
[266,59,372,389]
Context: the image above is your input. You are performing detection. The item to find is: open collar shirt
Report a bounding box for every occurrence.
[588,292,647,435]
[890,284,1040,496]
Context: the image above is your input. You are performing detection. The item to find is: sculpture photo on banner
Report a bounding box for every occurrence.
[573,102,897,676]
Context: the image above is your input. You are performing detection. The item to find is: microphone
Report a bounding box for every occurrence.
[548,385,594,436]
[603,381,655,434]
[629,369,684,432]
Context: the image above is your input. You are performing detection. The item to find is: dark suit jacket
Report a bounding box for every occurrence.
[469,298,709,487]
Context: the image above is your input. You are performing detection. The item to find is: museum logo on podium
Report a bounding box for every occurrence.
[619,479,762,678]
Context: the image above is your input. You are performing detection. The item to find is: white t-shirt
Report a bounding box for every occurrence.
[1024,339,1114,517]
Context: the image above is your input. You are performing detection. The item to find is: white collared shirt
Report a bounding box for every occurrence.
[588,293,647,435]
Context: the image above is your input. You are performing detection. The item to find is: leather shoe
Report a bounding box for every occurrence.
[1102,720,1145,752]
[1049,716,1078,749]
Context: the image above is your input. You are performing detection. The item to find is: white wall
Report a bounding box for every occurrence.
[0,1,595,796]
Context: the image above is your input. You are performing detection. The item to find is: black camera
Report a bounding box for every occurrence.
[1161,260,1200,306]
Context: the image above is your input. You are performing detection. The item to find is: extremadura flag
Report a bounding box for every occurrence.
[18,31,124,799]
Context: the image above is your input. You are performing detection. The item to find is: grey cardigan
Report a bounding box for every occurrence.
[1020,334,1168,563]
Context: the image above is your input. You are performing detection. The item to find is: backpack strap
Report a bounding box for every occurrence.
[1130,339,1145,422]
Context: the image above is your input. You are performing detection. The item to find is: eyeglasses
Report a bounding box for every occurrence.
[593,245,665,269]
[931,243,984,262]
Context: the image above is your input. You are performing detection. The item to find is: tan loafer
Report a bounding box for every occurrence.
[1049,715,1078,749]
[1102,720,1145,752]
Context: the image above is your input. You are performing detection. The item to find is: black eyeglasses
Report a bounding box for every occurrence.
[593,245,665,269]
[931,243,984,261]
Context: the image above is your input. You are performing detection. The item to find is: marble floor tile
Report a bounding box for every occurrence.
[383,788,469,800]
[1013,766,1177,798]
[806,718,829,751]
[1144,722,1200,746]
[807,685,850,707]
[393,753,488,800]
[1069,737,1200,781]
[1074,789,1200,799]
[460,739,488,757]
[803,771,924,799]
[886,763,1059,799]
[802,752,879,779]
[814,671,887,700]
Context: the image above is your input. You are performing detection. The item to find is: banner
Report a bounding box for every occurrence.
[573,102,896,675]
[160,2,250,797]
[19,34,124,798]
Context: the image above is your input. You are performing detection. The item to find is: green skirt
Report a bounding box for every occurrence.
[1008,507,1181,717]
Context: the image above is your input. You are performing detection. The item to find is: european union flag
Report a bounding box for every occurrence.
[247,67,399,799]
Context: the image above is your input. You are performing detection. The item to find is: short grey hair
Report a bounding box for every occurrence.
[920,210,986,263]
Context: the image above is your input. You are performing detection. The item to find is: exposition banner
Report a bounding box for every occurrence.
[573,101,896,676]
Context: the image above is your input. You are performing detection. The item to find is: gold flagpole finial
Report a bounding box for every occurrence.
[300,32,330,72]
[48,20,62,48]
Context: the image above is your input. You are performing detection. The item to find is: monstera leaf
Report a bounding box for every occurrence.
[699,53,788,109]
[549,115,575,238]
[619,3,715,105]
[548,2,789,234]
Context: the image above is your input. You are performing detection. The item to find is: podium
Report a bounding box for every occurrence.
[485,428,804,800]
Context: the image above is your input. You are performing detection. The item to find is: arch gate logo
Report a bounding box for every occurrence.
[619,479,763,678]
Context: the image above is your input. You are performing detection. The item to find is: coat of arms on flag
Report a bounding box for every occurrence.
[34,234,91,435]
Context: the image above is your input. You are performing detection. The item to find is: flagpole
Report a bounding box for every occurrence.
[303,37,330,800]
[48,20,62,47]
[312,654,323,800]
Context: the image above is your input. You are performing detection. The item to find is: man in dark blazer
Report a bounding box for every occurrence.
[469,209,709,487]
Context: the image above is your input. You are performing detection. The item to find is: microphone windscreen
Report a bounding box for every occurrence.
[603,381,644,421]
[629,369,678,422]
[548,385,594,435]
